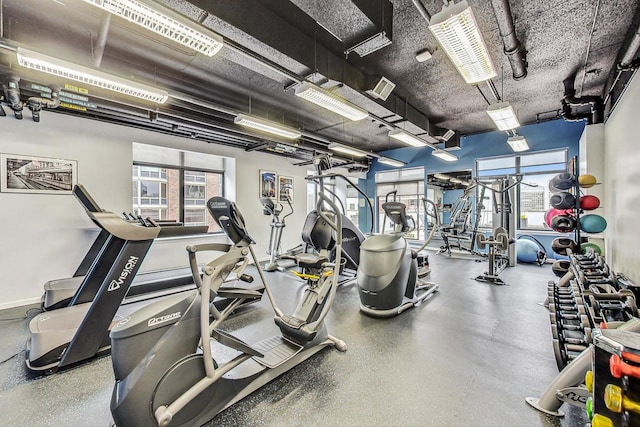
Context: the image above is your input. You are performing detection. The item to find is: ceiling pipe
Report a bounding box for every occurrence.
[489,0,527,81]
[187,0,448,140]
[561,70,603,124]
[26,86,60,122]
[604,20,640,106]
[3,76,23,119]
[93,12,112,68]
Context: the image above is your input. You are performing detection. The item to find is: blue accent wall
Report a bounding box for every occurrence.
[358,119,585,236]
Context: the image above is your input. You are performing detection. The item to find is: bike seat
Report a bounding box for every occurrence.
[295,253,328,270]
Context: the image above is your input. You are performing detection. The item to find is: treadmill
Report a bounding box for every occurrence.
[26,185,264,373]
[42,190,195,311]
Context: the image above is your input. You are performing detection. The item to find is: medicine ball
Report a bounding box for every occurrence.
[578,174,597,188]
[551,214,576,233]
[545,208,572,228]
[552,260,571,278]
[551,237,579,255]
[580,214,607,233]
[581,242,602,254]
[550,173,576,191]
[550,191,576,209]
[579,195,600,210]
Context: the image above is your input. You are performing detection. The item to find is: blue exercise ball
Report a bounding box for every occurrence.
[516,239,541,263]
[580,214,607,233]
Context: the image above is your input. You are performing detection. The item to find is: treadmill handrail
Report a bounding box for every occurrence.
[88,212,161,241]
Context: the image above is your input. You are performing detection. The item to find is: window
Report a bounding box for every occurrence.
[345,184,360,227]
[132,144,229,233]
[476,149,567,231]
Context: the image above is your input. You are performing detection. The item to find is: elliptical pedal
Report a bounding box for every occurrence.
[252,336,303,368]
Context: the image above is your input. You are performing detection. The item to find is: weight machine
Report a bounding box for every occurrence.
[438,182,486,257]
[473,175,537,285]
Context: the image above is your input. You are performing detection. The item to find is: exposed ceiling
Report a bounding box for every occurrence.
[1,0,639,169]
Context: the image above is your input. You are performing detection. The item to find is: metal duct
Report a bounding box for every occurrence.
[187,0,447,141]
[561,71,603,124]
[489,0,527,81]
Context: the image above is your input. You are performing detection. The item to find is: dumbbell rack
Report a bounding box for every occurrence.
[548,248,638,370]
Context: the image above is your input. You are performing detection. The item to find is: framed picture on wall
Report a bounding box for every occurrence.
[278,175,293,203]
[0,154,77,194]
[259,170,277,199]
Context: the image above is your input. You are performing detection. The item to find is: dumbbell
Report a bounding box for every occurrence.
[610,353,640,380]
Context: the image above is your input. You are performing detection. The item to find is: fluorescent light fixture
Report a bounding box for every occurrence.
[487,102,520,131]
[388,129,428,147]
[234,114,301,139]
[378,157,405,167]
[328,143,368,158]
[80,0,223,56]
[449,178,462,184]
[16,48,169,103]
[294,82,369,121]
[428,1,496,84]
[432,149,458,162]
[507,135,530,152]
[433,173,451,180]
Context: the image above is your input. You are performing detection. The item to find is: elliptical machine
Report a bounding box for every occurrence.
[357,193,439,317]
[109,193,346,427]
[260,188,297,272]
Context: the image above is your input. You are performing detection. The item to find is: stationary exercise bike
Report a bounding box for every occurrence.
[357,194,439,317]
[109,193,346,427]
[260,189,298,272]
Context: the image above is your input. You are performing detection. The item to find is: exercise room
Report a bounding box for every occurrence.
[1,1,640,426]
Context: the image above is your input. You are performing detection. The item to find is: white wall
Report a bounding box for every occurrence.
[0,113,311,309]
[604,70,640,282]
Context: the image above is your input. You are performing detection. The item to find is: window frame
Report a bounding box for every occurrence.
[475,149,568,231]
[133,161,225,233]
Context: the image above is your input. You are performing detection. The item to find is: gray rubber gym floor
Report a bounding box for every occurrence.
[0,251,588,427]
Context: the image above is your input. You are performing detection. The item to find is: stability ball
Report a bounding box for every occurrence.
[580,214,607,233]
[550,192,576,209]
[550,173,576,191]
[516,239,541,263]
[578,174,597,188]
[581,242,602,254]
[580,195,600,210]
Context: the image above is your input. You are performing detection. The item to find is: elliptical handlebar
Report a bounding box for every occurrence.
[304,191,342,332]
[186,243,234,291]
[306,172,374,234]
[316,192,342,234]
[415,198,440,252]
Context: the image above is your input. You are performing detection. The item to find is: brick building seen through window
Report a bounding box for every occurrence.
[132,165,222,232]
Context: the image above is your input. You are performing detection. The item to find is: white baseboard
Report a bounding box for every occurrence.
[0,297,41,311]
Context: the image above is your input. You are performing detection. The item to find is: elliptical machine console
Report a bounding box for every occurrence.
[109,193,346,427]
[357,193,439,317]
